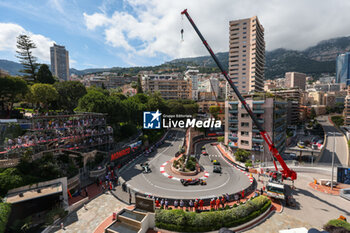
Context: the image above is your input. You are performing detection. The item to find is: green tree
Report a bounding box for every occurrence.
[147,93,167,112]
[0,76,28,117]
[235,148,250,162]
[37,64,55,84]
[54,81,87,112]
[16,34,39,82]
[310,107,316,119]
[209,105,221,119]
[217,136,224,143]
[136,77,143,93]
[0,203,11,233]
[76,90,111,113]
[30,83,58,109]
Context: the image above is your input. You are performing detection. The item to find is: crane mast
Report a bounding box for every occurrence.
[181,9,297,180]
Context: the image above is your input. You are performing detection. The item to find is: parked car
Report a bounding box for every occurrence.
[201,146,206,150]
[202,151,208,156]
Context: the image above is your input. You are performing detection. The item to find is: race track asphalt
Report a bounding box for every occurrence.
[120,128,251,200]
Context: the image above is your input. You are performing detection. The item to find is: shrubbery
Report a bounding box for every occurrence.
[155,195,271,232]
[324,219,350,232]
[0,203,11,233]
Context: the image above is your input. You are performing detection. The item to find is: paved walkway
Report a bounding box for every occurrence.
[53,192,127,233]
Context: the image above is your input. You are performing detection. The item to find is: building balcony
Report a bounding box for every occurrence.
[229,101,239,105]
[252,128,260,133]
[257,118,264,124]
[229,135,238,140]
[253,109,264,114]
[228,142,238,148]
[253,100,265,104]
[252,138,264,143]
[228,127,238,131]
[229,119,238,123]
[229,109,238,114]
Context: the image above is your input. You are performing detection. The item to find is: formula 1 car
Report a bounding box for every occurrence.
[180,178,207,186]
[213,165,222,173]
[140,163,151,174]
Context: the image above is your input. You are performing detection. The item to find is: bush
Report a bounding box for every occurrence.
[235,149,250,162]
[156,195,271,232]
[0,203,11,233]
[331,116,344,127]
[324,219,350,232]
[185,159,197,171]
[245,160,253,167]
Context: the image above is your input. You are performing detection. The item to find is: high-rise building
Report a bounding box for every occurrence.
[227,16,265,97]
[336,52,350,85]
[50,44,70,81]
[285,72,306,90]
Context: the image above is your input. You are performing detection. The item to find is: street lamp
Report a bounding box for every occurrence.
[331,131,335,190]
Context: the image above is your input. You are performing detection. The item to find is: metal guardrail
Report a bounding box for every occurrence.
[67,174,80,190]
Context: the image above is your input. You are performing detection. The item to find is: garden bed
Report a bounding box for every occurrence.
[155,195,271,232]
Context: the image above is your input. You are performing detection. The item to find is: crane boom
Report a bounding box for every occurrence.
[181,9,297,180]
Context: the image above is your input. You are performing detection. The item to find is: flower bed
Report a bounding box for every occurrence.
[155,195,271,232]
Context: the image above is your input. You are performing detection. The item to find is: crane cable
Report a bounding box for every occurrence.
[181,14,184,42]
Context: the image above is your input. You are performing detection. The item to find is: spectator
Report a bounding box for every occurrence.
[216,198,220,210]
[199,199,204,210]
[165,199,169,209]
[194,199,198,212]
[210,198,215,210]
[160,199,164,208]
[180,200,184,209]
[155,198,160,208]
[189,199,194,211]
[174,200,178,209]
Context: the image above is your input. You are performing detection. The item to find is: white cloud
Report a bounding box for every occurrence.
[83,0,350,61]
[0,22,55,62]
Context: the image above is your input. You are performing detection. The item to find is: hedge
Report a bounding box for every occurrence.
[0,203,11,233]
[324,219,350,232]
[155,195,271,232]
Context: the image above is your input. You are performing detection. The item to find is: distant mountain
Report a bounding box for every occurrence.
[168,36,350,78]
[0,59,23,76]
[1,36,350,78]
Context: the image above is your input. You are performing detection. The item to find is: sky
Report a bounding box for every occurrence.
[0,0,350,70]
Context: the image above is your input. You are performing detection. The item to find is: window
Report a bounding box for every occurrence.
[242,86,246,88]
[241,140,249,145]
[241,113,249,118]
[242,68,246,70]
[241,131,249,136]
[242,81,246,84]
[243,22,247,25]
[243,27,247,30]
[243,54,246,57]
[243,32,247,34]
[243,36,247,39]
[243,59,246,61]
[242,77,246,79]
[241,122,249,127]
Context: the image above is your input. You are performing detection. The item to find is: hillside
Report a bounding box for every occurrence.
[1,36,350,78]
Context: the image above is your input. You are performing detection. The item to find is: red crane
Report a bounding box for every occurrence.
[181,9,297,181]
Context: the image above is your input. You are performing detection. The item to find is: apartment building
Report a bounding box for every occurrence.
[50,44,69,81]
[344,86,350,125]
[285,72,307,90]
[141,74,192,100]
[227,16,265,97]
[224,94,287,161]
[185,68,199,101]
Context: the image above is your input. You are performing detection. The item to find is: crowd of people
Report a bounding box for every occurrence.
[32,115,106,131]
[2,114,113,154]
